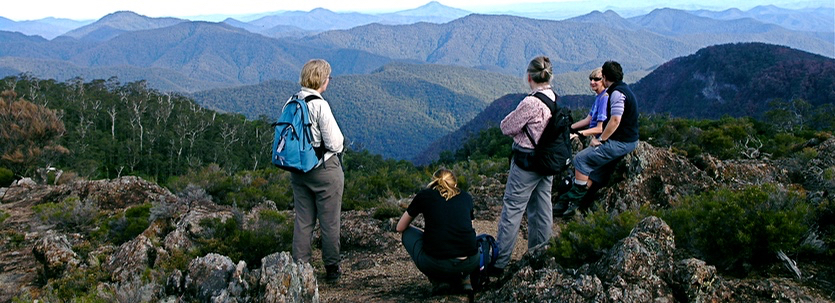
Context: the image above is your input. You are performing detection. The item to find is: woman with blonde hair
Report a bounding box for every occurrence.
[288,59,345,282]
[397,168,478,296]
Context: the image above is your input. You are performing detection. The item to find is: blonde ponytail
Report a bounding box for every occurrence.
[427,168,460,201]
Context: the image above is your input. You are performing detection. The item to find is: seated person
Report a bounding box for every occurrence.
[396,169,479,296]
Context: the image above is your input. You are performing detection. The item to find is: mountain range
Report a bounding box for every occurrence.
[0,3,833,162]
[0,6,831,95]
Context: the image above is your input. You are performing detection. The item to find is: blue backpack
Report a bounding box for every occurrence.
[471,233,498,290]
[271,95,324,173]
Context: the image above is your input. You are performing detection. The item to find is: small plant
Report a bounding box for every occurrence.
[548,208,645,268]
[372,203,403,220]
[0,210,9,225]
[194,209,293,268]
[33,197,100,232]
[106,203,152,245]
[0,167,14,187]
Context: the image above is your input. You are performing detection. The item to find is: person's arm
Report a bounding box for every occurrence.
[317,100,345,153]
[591,91,624,146]
[500,97,538,136]
[582,123,604,137]
[572,115,591,130]
[396,211,414,233]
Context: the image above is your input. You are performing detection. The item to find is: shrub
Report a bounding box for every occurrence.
[0,167,14,187]
[0,210,9,225]
[33,197,100,232]
[195,209,292,268]
[660,184,811,274]
[372,203,403,220]
[812,198,835,257]
[548,208,645,268]
[106,203,152,245]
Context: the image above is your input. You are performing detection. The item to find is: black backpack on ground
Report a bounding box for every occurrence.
[513,91,573,176]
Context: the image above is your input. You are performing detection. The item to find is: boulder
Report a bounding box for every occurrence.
[184,253,237,302]
[32,232,80,278]
[258,252,319,303]
[104,235,156,283]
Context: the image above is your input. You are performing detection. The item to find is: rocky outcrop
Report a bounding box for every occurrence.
[598,142,716,211]
[105,235,156,283]
[482,216,821,303]
[32,232,80,278]
[257,252,319,303]
[184,253,240,302]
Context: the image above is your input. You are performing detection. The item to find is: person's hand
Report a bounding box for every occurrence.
[590,137,602,147]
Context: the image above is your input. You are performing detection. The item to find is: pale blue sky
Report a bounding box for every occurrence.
[3,0,831,21]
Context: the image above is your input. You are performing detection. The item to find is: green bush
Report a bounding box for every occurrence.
[660,184,811,273]
[33,197,100,232]
[0,167,14,187]
[195,209,293,268]
[0,210,9,225]
[372,203,403,220]
[548,208,645,268]
[105,203,152,245]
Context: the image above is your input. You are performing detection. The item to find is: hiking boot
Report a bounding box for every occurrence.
[562,202,580,217]
[461,274,474,301]
[325,264,342,282]
[484,266,504,277]
[553,199,569,214]
[430,281,452,296]
[557,183,588,207]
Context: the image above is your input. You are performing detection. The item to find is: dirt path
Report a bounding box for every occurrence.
[317,218,546,303]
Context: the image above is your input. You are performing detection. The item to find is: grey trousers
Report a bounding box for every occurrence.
[290,156,344,266]
[495,161,553,269]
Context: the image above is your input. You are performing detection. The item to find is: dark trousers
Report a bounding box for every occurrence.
[291,156,344,266]
[401,227,479,283]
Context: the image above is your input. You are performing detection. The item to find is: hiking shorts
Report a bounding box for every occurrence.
[573,139,637,177]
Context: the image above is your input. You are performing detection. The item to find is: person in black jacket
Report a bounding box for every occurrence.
[396,168,478,296]
[558,61,640,214]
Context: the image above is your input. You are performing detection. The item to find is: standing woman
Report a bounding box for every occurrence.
[396,169,478,296]
[289,59,345,282]
[491,56,557,276]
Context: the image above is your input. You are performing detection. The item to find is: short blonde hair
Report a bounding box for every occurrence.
[299,59,331,90]
[427,168,460,201]
[589,67,602,78]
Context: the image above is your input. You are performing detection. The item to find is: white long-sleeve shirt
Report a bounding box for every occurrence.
[290,88,344,164]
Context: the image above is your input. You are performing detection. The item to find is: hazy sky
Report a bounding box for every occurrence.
[3,0,830,21]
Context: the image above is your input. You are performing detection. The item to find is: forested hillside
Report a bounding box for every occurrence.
[0,76,272,182]
[631,42,835,119]
[191,63,524,160]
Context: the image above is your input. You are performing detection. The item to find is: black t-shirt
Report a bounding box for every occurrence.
[406,188,477,259]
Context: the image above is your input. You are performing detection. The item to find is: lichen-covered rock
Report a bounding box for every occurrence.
[599,142,716,212]
[259,252,319,303]
[184,253,237,302]
[32,232,80,278]
[673,258,732,302]
[104,235,155,283]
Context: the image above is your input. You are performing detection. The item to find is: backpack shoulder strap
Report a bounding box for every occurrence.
[303,95,321,102]
[523,91,558,147]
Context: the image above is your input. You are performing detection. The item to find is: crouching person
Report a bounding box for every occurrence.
[396,169,479,296]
